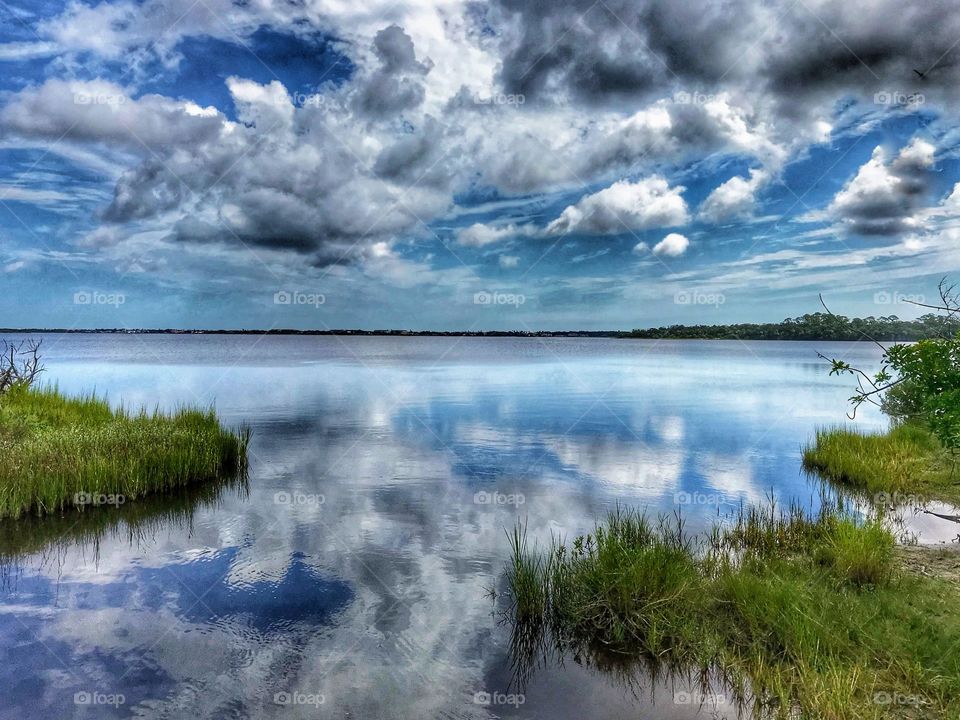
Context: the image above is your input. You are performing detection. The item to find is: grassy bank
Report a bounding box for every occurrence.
[803,424,960,506]
[0,385,248,519]
[506,504,960,719]
[0,472,248,569]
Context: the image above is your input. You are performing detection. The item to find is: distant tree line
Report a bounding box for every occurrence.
[622,313,960,341]
[820,281,960,451]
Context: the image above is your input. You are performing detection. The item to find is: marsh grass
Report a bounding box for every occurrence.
[803,424,960,506]
[0,385,249,519]
[0,472,248,577]
[506,503,960,719]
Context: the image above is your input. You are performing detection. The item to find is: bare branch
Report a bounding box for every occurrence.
[0,339,44,395]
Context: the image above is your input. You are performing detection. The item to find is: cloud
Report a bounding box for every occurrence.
[546,177,689,235]
[456,222,523,247]
[353,25,432,119]
[3,0,960,323]
[652,232,689,256]
[938,183,960,216]
[226,77,295,130]
[0,41,59,61]
[473,96,792,196]
[827,138,936,236]
[0,185,72,204]
[0,68,453,265]
[0,79,225,151]
[499,254,520,268]
[699,168,769,224]
[489,0,960,116]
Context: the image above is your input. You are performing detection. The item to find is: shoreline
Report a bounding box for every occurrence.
[0,328,939,342]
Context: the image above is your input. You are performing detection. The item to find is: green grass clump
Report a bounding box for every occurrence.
[0,385,249,519]
[802,424,960,505]
[506,503,960,719]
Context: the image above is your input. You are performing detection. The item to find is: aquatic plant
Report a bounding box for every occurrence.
[505,502,960,719]
[0,384,249,519]
[803,424,960,506]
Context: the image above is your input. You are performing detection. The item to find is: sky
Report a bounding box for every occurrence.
[0,0,959,330]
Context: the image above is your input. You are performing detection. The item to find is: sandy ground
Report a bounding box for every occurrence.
[898,544,960,583]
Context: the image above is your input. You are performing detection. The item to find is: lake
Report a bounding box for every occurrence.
[0,335,889,718]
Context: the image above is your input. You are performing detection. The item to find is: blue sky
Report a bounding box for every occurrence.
[1,0,959,330]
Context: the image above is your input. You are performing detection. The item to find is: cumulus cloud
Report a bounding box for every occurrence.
[938,183,960,216]
[3,0,960,307]
[489,0,960,115]
[353,25,432,119]
[472,96,791,196]
[0,70,454,266]
[546,177,689,235]
[456,222,524,247]
[652,232,689,257]
[699,168,769,224]
[0,78,225,151]
[827,138,936,236]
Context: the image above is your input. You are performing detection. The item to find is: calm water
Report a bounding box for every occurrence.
[0,335,891,719]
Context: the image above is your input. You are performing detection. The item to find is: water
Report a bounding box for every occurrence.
[0,335,895,718]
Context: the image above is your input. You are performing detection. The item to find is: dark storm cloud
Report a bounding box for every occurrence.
[169,213,364,267]
[372,117,454,187]
[763,4,960,97]
[354,25,432,119]
[0,21,451,262]
[103,160,186,222]
[490,0,960,109]
[828,139,936,236]
[492,0,660,102]
[372,25,429,74]
[489,0,755,102]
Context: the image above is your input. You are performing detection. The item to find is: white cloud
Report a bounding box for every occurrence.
[499,254,520,268]
[0,41,59,60]
[698,168,768,224]
[4,0,960,315]
[0,185,72,204]
[455,222,520,247]
[546,177,689,235]
[652,232,689,257]
[827,138,936,236]
[939,182,960,216]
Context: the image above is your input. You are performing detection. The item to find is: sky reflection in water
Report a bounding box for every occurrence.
[0,336,890,718]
